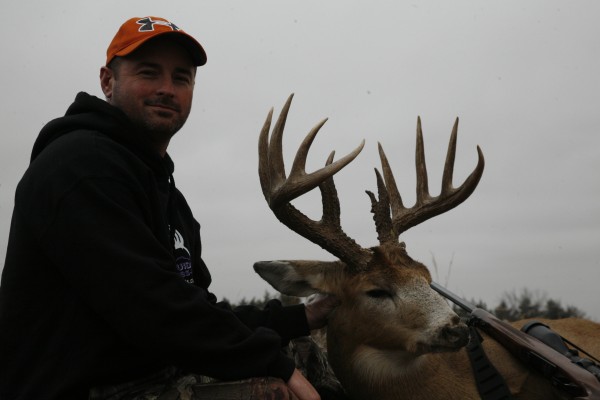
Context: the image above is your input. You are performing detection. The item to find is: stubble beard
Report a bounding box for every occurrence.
[114,96,190,150]
[136,108,186,145]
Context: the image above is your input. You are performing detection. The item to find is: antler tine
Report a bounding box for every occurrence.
[377,142,404,216]
[415,116,431,204]
[263,95,365,209]
[390,117,485,236]
[438,118,485,202]
[321,151,340,226]
[438,118,485,199]
[366,168,396,244]
[258,94,299,201]
[258,107,274,200]
[368,117,485,243]
[258,95,372,269]
[441,118,459,194]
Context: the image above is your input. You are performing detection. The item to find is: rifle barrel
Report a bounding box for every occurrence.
[430,281,477,312]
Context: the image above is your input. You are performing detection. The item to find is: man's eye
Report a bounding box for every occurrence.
[366,289,393,299]
[175,75,191,84]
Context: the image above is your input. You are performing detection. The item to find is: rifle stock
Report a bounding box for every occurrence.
[431,282,600,399]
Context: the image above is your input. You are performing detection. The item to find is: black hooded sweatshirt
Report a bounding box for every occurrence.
[0,93,308,400]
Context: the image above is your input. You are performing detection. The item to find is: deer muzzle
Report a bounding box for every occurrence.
[441,323,470,348]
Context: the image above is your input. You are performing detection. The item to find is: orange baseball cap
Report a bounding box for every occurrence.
[106,16,207,66]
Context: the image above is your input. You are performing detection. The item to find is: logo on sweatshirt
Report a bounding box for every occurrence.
[173,229,193,284]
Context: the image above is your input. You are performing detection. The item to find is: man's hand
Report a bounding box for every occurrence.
[287,368,320,400]
[304,293,340,330]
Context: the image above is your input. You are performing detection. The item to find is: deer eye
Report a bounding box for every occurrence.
[366,289,393,299]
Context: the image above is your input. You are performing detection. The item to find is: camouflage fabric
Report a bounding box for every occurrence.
[88,337,347,400]
[89,366,216,400]
[288,336,347,400]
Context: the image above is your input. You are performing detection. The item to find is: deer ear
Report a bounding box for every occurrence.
[253,260,341,297]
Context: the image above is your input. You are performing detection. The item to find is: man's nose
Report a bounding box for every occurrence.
[156,76,176,97]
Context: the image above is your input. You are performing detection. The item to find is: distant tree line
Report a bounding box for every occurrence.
[452,288,586,321]
[226,288,585,322]
[222,291,300,308]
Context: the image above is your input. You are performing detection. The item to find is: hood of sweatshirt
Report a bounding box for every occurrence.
[32,92,174,178]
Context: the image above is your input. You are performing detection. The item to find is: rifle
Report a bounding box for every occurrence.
[430,281,600,400]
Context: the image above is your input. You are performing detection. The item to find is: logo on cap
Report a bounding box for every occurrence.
[136,17,180,32]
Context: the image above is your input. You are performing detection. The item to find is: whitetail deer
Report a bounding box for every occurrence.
[254,95,600,400]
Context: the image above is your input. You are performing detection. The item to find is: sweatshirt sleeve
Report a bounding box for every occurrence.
[231,301,310,344]
[26,137,298,382]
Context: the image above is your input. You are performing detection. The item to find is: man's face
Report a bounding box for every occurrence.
[101,36,196,153]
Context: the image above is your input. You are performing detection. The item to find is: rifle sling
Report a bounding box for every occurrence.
[466,326,516,400]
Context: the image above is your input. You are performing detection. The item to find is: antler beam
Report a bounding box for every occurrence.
[258,94,372,270]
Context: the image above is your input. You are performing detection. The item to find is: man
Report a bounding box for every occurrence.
[0,16,332,400]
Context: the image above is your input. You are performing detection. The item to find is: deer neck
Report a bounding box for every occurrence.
[328,334,476,400]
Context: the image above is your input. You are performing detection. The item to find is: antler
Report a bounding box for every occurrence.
[258,94,372,270]
[367,117,485,245]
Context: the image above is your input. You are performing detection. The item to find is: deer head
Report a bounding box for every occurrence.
[254,94,484,395]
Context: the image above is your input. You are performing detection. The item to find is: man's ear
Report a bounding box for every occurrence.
[253,260,343,297]
[99,66,114,101]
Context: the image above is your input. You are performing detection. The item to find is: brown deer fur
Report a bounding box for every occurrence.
[257,250,600,400]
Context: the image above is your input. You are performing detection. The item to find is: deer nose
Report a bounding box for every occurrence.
[441,323,470,347]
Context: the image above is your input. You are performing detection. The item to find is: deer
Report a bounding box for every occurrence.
[253,94,600,400]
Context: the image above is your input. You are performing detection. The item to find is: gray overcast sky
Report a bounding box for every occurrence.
[1,1,599,321]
